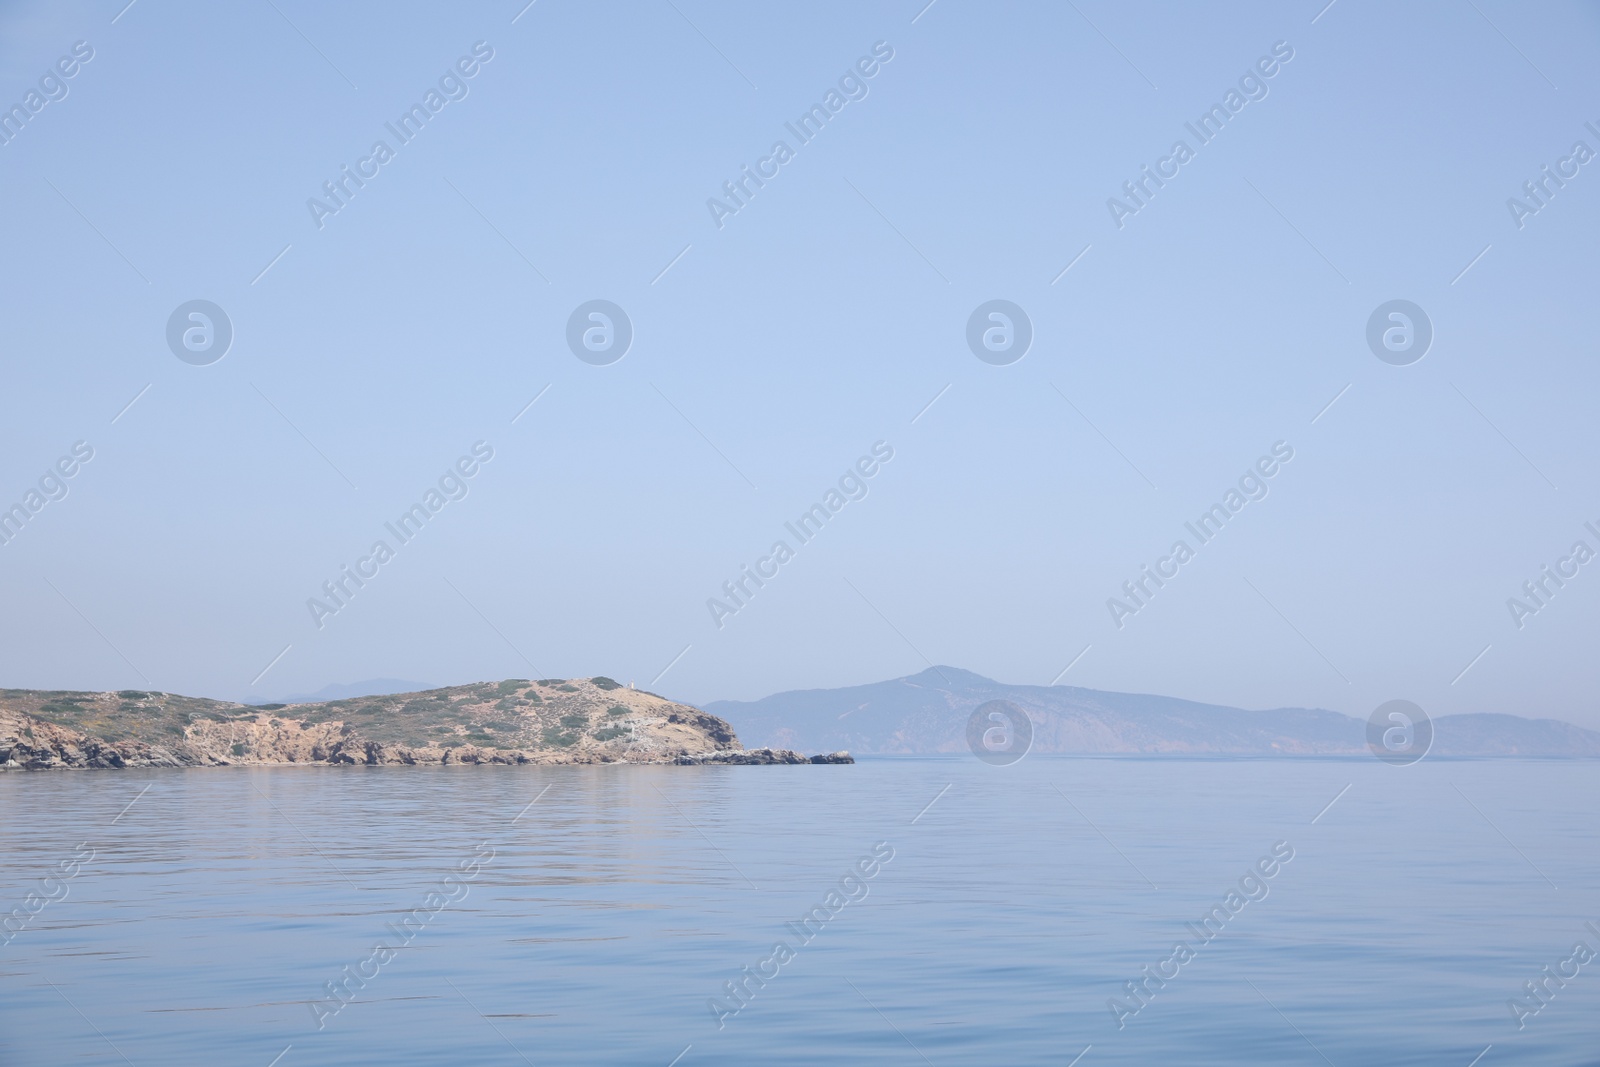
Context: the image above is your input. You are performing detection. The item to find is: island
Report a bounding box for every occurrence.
[0,677,853,770]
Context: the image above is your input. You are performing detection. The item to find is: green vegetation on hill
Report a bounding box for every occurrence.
[3,677,659,754]
[4,688,254,745]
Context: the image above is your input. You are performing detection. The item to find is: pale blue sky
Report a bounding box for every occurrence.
[2,0,1599,725]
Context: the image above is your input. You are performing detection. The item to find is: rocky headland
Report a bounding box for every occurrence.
[0,677,852,770]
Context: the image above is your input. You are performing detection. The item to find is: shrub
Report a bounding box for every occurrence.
[593,725,627,741]
[231,743,246,756]
[606,706,629,717]
[497,679,528,694]
[591,677,620,691]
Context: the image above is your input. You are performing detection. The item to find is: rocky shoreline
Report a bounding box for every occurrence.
[0,733,854,770]
[674,749,854,766]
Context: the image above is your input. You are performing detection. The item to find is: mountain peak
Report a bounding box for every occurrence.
[901,666,996,689]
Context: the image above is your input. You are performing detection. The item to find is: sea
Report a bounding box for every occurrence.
[2,757,1595,1065]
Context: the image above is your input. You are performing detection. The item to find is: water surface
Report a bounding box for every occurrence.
[1,758,1594,1065]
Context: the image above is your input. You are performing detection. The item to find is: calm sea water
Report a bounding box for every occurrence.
[2,758,1596,1066]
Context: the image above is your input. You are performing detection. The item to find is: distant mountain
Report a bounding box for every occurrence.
[704,667,1600,757]
[1418,713,1600,757]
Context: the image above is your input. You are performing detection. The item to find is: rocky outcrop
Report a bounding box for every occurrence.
[0,680,854,770]
[671,748,855,765]
[0,708,195,769]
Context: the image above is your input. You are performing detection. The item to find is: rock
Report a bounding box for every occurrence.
[673,747,855,766]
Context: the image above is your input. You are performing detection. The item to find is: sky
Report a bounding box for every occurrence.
[1,0,1598,727]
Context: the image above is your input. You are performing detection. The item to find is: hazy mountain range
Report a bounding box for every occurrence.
[704,667,1600,757]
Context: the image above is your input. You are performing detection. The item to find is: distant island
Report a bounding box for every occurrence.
[706,666,1600,758]
[0,677,851,770]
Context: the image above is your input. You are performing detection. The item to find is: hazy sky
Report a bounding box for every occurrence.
[2,0,1598,726]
